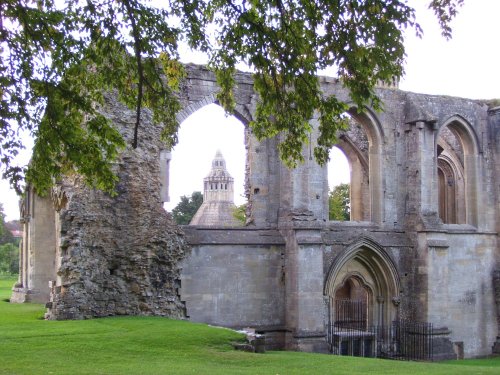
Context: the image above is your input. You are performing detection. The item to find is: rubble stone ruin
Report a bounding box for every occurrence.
[11,64,500,359]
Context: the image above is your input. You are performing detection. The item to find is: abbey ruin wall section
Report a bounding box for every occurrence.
[12,64,500,358]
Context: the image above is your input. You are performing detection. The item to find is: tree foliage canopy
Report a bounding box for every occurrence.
[0,0,463,194]
[172,191,203,225]
[329,183,350,221]
[0,204,19,274]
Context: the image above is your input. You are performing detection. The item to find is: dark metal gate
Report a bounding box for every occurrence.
[327,299,433,361]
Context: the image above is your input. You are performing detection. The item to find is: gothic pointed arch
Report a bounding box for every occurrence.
[166,99,248,223]
[328,105,384,223]
[334,138,369,221]
[438,114,480,155]
[325,237,400,327]
[176,94,252,126]
[436,114,480,226]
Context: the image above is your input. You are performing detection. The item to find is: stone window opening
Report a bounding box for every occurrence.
[327,146,352,221]
[435,117,479,226]
[165,101,248,224]
[327,108,383,223]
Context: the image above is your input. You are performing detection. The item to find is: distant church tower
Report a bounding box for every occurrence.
[190,150,241,226]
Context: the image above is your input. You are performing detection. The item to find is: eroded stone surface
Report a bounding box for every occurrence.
[46,95,189,320]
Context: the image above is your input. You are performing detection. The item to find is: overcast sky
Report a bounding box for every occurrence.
[1,0,500,220]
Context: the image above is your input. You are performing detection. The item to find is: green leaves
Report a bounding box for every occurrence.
[329,183,350,221]
[429,0,464,39]
[207,0,424,167]
[0,0,463,195]
[172,191,203,225]
[1,0,185,194]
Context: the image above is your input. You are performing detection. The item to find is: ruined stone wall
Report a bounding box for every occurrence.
[13,64,499,358]
[180,227,285,327]
[46,96,189,319]
[11,192,57,303]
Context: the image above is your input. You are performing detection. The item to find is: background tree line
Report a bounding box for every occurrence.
[0,204,20,275]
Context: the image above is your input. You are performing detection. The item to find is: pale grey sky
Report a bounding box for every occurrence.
[2,0,500,220]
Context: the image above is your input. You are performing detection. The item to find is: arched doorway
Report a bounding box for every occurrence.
[324,239,401,356]
[333,275,371,330]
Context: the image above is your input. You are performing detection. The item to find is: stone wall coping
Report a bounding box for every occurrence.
[182,226,286,246]
[417,225,496,235]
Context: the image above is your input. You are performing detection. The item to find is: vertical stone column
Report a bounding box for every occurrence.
[376,296,385,327]
[283,227,328,353]
[11,189,57,303]
[349,156,365,221]
[369,146,383,223]
[405,121,438,219]
[159,150,171,203]
[29,195,57,303]
[10,193,30,303]
[247,135,275,226]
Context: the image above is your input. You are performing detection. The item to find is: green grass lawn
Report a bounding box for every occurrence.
[1,276,499,374]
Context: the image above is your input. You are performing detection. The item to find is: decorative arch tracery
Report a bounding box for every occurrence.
[325,237,400,328]
[436,115,479,226]
[327,106,384,223]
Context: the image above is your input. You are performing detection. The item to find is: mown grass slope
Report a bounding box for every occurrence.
[1,276,499,374]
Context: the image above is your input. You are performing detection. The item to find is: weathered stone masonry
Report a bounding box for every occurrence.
[178,66,500,357]
[12,95,189,319]
[12,64,500,358]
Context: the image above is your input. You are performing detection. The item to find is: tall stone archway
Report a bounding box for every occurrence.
[435,115,480,227]
[327,106,384,223]
[325,238,400,328]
